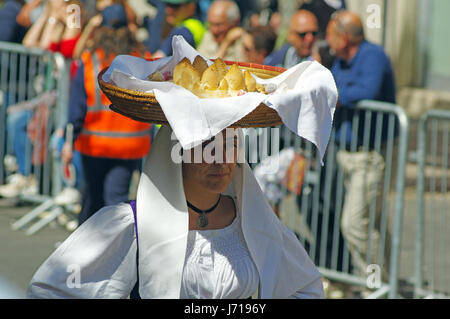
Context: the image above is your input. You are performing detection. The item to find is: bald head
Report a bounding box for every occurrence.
[287,10,319,58]
[209,0,240,22]
[331,11,365,44]
[326,11,365,61]
[290,10,319,31]
[207,0,241,44]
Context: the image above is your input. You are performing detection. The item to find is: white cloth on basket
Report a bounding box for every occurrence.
[102,36,337,164]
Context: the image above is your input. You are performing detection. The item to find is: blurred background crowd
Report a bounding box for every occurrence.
[0,0,350,220]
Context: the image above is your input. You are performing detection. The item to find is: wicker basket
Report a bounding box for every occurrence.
[97,59,287,128]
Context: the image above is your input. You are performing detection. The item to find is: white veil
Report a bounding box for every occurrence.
[134,126,323,298]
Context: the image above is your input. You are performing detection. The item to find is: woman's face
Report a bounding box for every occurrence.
[182,130,239,194]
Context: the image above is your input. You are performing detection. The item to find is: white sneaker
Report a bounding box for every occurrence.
[0,174,38,198]
[54,187,81,205]
[66,220,79,232]
[3,155,18,174]
[21,176,38,197]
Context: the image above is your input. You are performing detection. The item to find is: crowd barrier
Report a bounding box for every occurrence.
[0,41,72,235]
[415,109,450,298]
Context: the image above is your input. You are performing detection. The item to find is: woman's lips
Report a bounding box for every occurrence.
[208,173,228,178]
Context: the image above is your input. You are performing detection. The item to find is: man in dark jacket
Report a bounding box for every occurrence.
[264,9,318,68]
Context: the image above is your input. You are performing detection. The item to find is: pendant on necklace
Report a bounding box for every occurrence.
[198,213,208,228]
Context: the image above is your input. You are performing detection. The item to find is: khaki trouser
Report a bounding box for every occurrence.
[337,150,390,282]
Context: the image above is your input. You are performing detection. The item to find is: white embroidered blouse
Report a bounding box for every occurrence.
[181,216,259,299]
[27,203,323,299]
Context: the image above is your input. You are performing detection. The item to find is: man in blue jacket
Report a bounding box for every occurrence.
[326,10,396,284]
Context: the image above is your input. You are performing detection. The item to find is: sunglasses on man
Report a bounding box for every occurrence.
[166,3,183,9]
[296,31,319,38]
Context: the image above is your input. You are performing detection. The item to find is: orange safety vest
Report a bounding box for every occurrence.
[74,48,152,159]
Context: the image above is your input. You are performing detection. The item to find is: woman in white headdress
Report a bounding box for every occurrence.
[27,123,324,299]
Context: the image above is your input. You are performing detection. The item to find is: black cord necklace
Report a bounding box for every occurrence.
[187,194,221,228]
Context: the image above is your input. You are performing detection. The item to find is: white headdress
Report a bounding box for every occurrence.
[135,126,322,298]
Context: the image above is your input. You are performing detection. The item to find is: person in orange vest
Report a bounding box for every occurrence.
[62,5,153,226]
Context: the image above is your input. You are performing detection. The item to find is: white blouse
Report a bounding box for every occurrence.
[27,203,324,299]
[181,216,259,299]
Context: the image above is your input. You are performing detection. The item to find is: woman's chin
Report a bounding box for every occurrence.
[204,176,232,193]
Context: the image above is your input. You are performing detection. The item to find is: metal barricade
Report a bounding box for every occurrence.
[415,109,450,299]
[247,100,409,298]
[0,41,72,234]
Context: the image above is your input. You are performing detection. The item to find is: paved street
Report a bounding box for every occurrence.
[0,199,71,298]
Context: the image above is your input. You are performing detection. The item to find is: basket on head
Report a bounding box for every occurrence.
[97,59,287,127]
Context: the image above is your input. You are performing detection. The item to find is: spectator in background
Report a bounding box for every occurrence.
[0,94,44,199]
[326,10,396,283]
[143,0,167,54]
[62,21,150,225]
[247,0,279,30]
[236,0,278,30]
[264,9,318,68]
[73,2,128,60]
[122,0,139,34]
[299,0,346,39]
[0,0,29,43]
[197,0,213,22]
[0,0,84,199]
[49,125,84,209]
[152,0,205,57]
[48,0,86,59]
[15,0,45,30]
[95,0,139,33]
[197,0,243,61]
[241,25,277,65]
[63,12,153,225]
[22,0,85,59]
[299,0,344,70]
[311,39,335,69]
